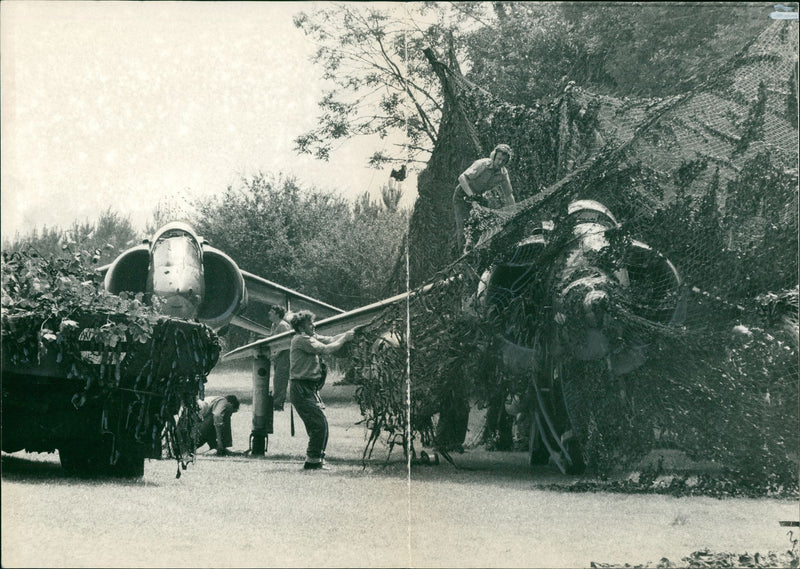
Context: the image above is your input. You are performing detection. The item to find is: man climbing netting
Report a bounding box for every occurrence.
[453,143,516,253]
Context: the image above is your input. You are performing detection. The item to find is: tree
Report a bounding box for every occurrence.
[3,208,140,268]
[467,2,768,101]
[294,2,769,172]
[293,3,491,168]
[465,2,586,103]
[194,173,408,310]
[143,190,200,237]
[580,2,767,97]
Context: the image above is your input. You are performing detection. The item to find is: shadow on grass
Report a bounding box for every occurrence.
[204,383,359,407]
[195,449,408,469]
[1,452,155,486]
[330,439,581,489]
[406,448,576,488]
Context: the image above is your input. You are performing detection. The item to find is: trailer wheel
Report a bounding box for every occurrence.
[58,444,94,473]
[59,444,144,477]
[529,422,549,466]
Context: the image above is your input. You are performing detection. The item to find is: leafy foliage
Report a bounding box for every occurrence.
[194,173,408,312]
[2,208,141,268]
[347,273,490,460]
[293,3,453,167]
[556,3,767,98]
[347,13,798,495]
[294,2,769,169]
[1,245,219,470]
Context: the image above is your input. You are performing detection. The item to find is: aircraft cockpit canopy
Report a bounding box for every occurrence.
[151,229,203,269]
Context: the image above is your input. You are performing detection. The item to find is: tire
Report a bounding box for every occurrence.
[58,443,95,474]
[530,440,550,465]
[108,454,145,478]
[59,442,144,478]
[435,397,470,451]
[549,356,592,475]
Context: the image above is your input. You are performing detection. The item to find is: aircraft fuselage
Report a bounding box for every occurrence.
[147,223,206,319]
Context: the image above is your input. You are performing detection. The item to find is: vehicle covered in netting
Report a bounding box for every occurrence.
[1,250,220,476]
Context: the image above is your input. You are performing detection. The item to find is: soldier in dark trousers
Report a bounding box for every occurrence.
[267,305,293,411]
[289,310,358,470]
[195,395,240,456]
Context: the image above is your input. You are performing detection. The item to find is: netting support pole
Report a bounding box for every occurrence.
[251,353,273,456]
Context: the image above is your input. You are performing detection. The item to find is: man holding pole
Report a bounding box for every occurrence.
[289,310,359,470]
[267,304,293,411]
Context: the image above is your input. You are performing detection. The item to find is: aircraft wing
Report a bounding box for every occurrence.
[232,270,346,337]
[223,279,449,361]
[240,270,344,319]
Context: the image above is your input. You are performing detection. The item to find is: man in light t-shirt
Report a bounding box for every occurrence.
[195,395,240,456]
[289,310,359,470]
[453,143,516,253]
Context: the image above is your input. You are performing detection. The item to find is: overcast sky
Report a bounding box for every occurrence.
[1,1,416,242]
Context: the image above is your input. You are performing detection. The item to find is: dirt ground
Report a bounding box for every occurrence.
[2,368,798,568]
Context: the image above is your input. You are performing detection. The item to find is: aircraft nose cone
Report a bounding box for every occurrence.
[158,291,200,319]
[583,289,609,328]
[559,282,612,361]
[152,270,203,319]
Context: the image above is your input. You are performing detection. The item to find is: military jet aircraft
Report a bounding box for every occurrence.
[98,221,344,454]
[223,200,686,474]
[476,199,685,473]
[1,221,346,476]
[100,221,343,334]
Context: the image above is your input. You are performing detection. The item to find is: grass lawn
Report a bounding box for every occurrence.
[2,365,797,568]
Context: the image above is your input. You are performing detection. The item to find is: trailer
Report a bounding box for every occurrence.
[2,311,220,477]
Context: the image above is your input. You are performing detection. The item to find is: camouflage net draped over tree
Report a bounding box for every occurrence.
[352,19,798,489]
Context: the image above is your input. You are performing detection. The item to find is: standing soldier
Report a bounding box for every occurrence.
[289,311,358,470]
[267,305,292,411]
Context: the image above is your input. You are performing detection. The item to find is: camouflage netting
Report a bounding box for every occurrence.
[1,250,220,471]
[354,21,798,485]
